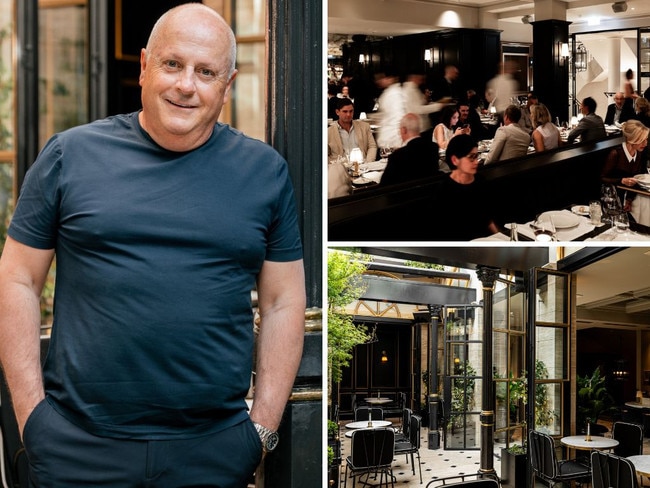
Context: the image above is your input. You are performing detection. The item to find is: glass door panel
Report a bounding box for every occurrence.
[443,304,482,450]
[531,268,571,437]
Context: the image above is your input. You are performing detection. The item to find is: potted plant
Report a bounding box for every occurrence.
[500,443,527,488]
[577,366,615,432]
[327,410,341,486]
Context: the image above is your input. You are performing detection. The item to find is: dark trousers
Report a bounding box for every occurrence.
[23,398,262,487]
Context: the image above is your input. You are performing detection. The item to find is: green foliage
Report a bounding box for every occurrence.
[404,260,444,270]
[328,446,334,465]
[327,420,338,438]
[577,367,615,428]
[506,443,527,455]
[449,360,477,428]
[534,359,556,428]
[327,250,370,384]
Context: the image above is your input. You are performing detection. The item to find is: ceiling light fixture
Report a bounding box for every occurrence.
[612,1,627,13]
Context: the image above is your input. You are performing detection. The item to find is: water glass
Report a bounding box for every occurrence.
[614,212,630,233]
[589,200,602,225]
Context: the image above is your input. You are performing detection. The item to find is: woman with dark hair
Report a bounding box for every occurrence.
[429,134,498,240]
[433,105,467,149]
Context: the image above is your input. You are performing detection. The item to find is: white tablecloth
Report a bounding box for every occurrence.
[507,210,596,242]
[629,192,650,226]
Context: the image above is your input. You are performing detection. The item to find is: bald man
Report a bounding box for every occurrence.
[380,113,441,186]
[0,4,304,486]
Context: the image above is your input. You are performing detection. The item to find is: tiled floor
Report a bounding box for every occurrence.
[335,419,650,487]
[337,419,498,487]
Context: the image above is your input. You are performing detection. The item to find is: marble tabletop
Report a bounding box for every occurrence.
[345,420,392,430]
[627,455,650,476]
[560,435,619,451]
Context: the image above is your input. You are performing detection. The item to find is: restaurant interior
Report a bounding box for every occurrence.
[328,246,650,487]
[327,0,650,242]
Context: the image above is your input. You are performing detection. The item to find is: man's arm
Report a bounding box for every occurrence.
[364,125,378,162]
[484,127,506,164]
[249,259,305,431]
[0,237,55,438]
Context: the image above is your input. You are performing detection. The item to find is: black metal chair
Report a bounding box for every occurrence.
[394,414,422,483]
[612,421,644,457]
[355,406,384,422]
[344,428,395,488]
[425,473,500,487]
[528,429,591,488]
[394,407,412,442]
[591,450,639,488]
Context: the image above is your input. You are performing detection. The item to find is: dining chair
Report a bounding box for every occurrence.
[394,413,422,483]
[424,473,500,487]
[591,450,639,488]
[344,428,395,488]
[528,429,591,488]
[355,406,385,422]
[394,407,412,442]
[612,421,644,458]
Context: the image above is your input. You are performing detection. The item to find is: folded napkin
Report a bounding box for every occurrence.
[362,171,384,184]
[507,210,595,242]
[362,161,388,172]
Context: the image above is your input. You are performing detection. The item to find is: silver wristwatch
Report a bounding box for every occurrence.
[253,421,280,453]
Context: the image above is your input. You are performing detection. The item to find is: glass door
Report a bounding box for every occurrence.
[443,304,483,450]
[493,277,527,450]
[527,268,571,438]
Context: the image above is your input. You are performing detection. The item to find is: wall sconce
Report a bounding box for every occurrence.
[559,42,570,66]
[575,42,588,72]
[358,54,369,64]
[424,48,433,67]
[381,350,388,363]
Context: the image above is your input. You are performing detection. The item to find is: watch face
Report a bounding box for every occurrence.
[265,432,280,452]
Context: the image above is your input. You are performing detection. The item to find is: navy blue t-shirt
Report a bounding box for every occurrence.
[9,112,303,438]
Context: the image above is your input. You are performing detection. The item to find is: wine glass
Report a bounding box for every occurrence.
[600,184,621,225]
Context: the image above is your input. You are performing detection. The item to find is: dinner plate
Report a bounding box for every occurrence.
[539,211,581,229]
[571,205,589,216]
[635,174,650,185]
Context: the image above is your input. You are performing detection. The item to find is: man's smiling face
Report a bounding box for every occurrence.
[138,8,237,151]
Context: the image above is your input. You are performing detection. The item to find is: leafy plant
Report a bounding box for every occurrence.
[327,419,338,438]
[327,250,370,384]
[577,366,615,429]
[505,443,527,455]
[328,446,335,465]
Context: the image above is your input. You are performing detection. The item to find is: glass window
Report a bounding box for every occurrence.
[230,0,266,142]
[535,272,568,324]
[0,0,15,252]
[38,2,88,147]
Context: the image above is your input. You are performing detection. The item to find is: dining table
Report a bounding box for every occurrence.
[473,206,650,242]
[560,435,619,451]
[364,397,393,404]
[344,420,393,437]
[627,454,650,484]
